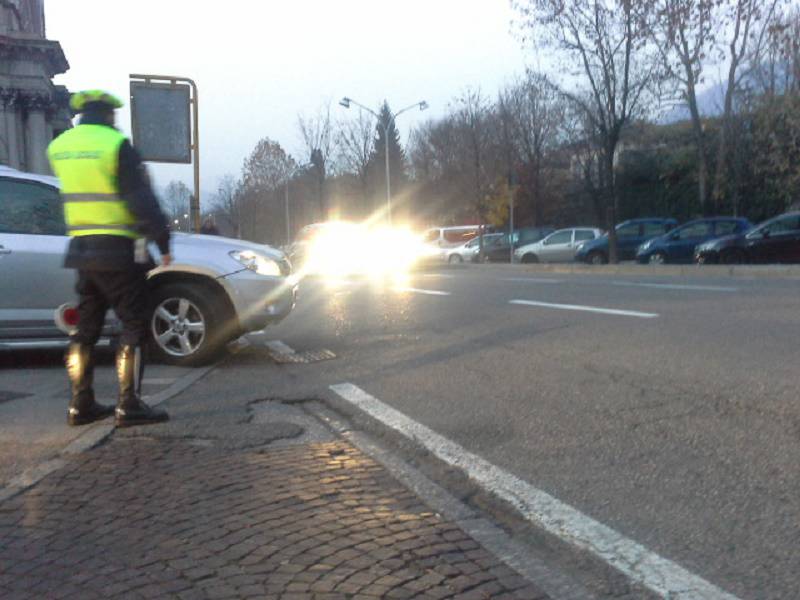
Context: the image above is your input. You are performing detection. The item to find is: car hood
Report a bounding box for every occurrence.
[576,236,607,252]
[171,232,286,261]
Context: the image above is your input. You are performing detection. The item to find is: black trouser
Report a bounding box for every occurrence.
[73,268,149,347]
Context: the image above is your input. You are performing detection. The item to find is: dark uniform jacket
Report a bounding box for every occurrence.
[63,113,171,271]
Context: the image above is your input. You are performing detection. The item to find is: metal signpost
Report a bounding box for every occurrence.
[129,74,200,232]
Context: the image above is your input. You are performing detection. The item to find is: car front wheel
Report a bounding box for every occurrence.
[649,252,667,265]
[448,254,463,264]
[587,251,607,265]
[520,253,539,264]
[149,282,225,366]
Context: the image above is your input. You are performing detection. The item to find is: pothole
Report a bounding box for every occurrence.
[249,400,336,447]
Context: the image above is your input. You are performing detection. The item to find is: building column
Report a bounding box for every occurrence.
[5,106,21,170]
[25,108,48,174]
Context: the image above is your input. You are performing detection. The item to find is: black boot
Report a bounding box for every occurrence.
[114,344,169,428]
[66,343,114,426]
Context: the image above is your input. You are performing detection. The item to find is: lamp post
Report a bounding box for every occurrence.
[339,97,428,225]
[284,164,311,245]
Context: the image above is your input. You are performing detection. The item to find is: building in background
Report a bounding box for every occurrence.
[0,0,71,174]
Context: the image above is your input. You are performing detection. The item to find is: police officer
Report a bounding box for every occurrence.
[48,90,171,428]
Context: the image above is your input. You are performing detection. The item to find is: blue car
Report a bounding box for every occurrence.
[575,218,677,264]
[636,217,752,264]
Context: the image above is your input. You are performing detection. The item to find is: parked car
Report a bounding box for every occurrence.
[514,227,603,263]
[421,225,483,249]
[575,218,677,264]
[636,217,752,264]
[694,212,800,264]
[446,233,504,264]
[0,166,296,366]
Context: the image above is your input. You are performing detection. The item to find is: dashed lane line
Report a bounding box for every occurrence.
[501,277,565,284]
[612,281,739,292]
[329,383,741,600]
[395,287,452,297]
[510,299,659,319]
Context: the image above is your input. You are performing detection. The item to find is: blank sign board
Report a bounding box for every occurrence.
[130,82,192,163]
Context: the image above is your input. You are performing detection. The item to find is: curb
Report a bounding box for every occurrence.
[466,262,800,279]
[0,362,216,504]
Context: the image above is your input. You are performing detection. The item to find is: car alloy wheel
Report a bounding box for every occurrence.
[151,297,206,359]
[448,254,463,264]
[649,252,667,265]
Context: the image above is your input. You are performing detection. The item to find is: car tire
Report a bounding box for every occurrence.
[720,249,745,265]
[587,251,607,265]
[448,254,463,264]
[148,282,226,367]
[520,253,539,264]
[649,252,667,265]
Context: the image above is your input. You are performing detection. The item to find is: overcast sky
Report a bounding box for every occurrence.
[46,1,529,200]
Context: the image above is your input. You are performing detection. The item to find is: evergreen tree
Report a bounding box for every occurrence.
[367,102,408,217]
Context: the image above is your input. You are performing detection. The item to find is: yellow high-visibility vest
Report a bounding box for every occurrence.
[47,125,139,239]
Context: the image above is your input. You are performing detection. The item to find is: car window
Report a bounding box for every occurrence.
[0,178,65,235]
[544,231,572,245]
[643,222,668,236]
[767,215,800,235]
[444,229,476,244]
[714,221,740,236]
[616,223,640,238]
[422,229,440,243]
[574,230,596,241]
[676,222,712,240]
[465,238,480,248]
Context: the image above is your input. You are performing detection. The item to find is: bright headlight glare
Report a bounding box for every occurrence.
[229,250,281,276]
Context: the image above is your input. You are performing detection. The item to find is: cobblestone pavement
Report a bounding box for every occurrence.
[0,435,550,599]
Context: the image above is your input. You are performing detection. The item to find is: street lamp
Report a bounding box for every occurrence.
[339,96,428,225]
[284,163,311,245]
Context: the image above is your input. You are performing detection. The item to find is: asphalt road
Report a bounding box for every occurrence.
[3,264,798,599]
[261,265,799,600]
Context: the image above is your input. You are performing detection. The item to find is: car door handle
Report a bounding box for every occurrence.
[0,246,11,255]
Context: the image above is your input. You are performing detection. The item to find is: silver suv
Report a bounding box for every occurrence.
[0,166,296,366]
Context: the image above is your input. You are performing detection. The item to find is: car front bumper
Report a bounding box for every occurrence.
[220,270,298,332]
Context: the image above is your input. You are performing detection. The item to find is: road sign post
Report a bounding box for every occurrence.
[129,74,200,232]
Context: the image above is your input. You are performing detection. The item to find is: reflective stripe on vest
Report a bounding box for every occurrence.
[47,125,139,239]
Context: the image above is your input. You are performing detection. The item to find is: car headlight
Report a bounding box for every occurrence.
[229,250,282,276]
[638,241,653,253]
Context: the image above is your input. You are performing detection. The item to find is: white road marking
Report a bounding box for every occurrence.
[501,277,565,284]
[395,287,451,297]
[330,383,741,600]
[612,281,738,292]
[510,299,659,319]
[264,340,296,355]
[422,273,456,278]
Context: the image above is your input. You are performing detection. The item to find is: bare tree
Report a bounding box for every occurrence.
[298,102,335,218]
[238,138,296,243]
[515,0,659,261]
[163,180,192,230]
[498,71,565,225]
[652,0,718,213]
[336,110,375,212]
[710,0,781,209]
[210,174,241,238]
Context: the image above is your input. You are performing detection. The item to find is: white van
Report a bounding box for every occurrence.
[421,225,482,249]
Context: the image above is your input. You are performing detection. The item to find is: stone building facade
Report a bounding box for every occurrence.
[0,0,71,174]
